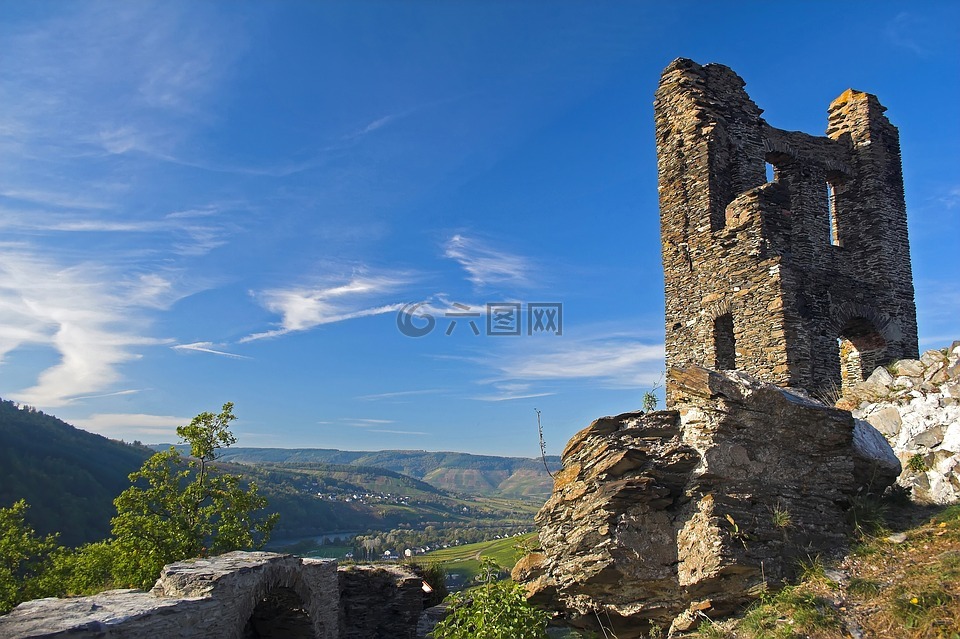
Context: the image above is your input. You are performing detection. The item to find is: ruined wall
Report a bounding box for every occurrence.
[0,553,425,639]
[656,58,918,404]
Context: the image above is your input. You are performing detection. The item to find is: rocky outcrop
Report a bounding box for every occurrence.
[845,341,960,504]
[513,366,898,637]
[0,552,424,639]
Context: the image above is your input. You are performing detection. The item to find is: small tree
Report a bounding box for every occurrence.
[431,557,549,639]
[111,403,278,588]
[0,500,58,613]
[642,372,665,413]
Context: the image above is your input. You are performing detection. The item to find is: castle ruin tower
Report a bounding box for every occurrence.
[655,58,919,405]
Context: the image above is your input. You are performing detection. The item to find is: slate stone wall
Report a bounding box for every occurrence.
[655,58,918,404]
[0,552,425,639]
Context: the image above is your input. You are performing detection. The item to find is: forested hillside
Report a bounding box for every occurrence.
[233,461,539,539]
[181,446,562,497]
[0,399,151,546]
[0,403,545,546]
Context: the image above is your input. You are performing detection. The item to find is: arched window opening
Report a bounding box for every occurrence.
[764,152,788,185]
[244,587,316,639]
[837,317,886,396]
[714,313,736,370]
[826,180,842,247]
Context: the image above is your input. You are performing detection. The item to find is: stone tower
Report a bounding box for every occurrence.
[655,58,918,404]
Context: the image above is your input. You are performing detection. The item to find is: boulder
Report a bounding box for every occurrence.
[852,418,902,490]
[515,366,893,636]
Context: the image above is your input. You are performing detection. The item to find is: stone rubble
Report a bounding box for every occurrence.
[845,340,960,504]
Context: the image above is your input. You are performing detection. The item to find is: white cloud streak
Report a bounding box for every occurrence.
[444,235,531,287]
[343,418,395,426]
[356,389,442,401]
[481,338,665,389]
[241,274,408,342]
[72,412,189,440]
[172,342,251,360]
[473,391,556,402]
[369,429,428,436]
[884,12,931,57]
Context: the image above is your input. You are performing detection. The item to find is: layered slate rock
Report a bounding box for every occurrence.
[514,367,898,636]
[846,341,960,504]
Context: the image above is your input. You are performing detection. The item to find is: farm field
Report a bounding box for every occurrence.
[420,532,537,585]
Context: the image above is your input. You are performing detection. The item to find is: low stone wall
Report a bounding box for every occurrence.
[0,552,424,639]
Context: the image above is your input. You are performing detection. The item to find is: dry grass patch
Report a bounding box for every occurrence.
[690,503,960,639]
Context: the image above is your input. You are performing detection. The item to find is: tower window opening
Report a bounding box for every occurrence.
[765,162,776,183]
[714,313,736,370]
[837,317,886,396]
[826,181,842,246]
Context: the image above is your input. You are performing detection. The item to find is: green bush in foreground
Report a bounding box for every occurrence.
[431,557,549,639]
[0,500,58,613]
[110,403,278,589]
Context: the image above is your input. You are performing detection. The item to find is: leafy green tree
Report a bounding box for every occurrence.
[37,541,119,598]
[431,558,549,639]
[0,500,58,613]
[110,403,279,588]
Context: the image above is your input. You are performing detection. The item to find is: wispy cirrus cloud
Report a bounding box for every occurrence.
[884,12,931,57]
[68,389,143,402]
[472,382,556,402]
[0,188,111,210]
[478,335,665,389]
[241,273,409,342]
[172,342,251,360]
[938,186,960,209]
[0,246,181,407]
[71,412,190,440]
[369,429,428,436]
[356,389,443,401]
[444,234,532,287]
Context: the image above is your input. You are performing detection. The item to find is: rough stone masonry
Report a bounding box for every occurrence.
[0,552,427,639]
[656,58,919,403]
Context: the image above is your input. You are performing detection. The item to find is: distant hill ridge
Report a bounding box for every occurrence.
[154,445,561,497]
[0,398,555,549]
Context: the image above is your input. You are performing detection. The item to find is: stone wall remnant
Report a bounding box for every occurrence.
[0,552,425,639]
[656,58,919,404]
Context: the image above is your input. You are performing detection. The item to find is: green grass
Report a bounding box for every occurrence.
[420,533,536,584]
[304,544,353,559]
[422,533,534,564]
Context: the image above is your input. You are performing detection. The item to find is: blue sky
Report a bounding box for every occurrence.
[0,1,957,456]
